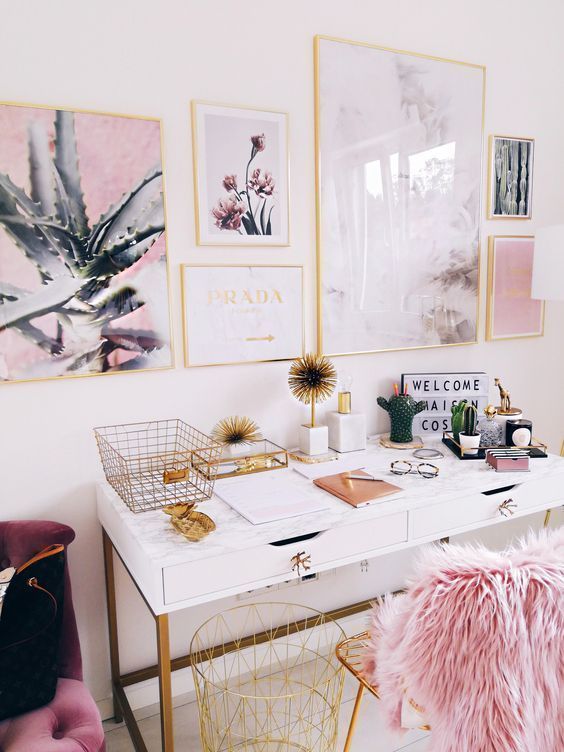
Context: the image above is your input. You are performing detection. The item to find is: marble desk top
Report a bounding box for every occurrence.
[97,437,564,569]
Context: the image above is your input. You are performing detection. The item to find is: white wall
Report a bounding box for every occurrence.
[1,0,563,713]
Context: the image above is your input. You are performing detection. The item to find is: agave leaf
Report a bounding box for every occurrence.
[87,169,162,257]
[54,111,90,239]
[0,174,71,279]
[13,320,65,355]
[80,228,162,280]
[101,328,163,353]
[28,122,57,217]
[0,281,30,301]
[0,275,83,329]
[92,286,144,322]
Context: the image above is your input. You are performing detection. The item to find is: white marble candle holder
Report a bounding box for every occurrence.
[298,425,328,456]
[327,412,366,453]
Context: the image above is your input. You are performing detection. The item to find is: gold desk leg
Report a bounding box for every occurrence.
[544,509,552,528]
[102,529,123,724]
[343,684,365,752]
[156,613,174,751]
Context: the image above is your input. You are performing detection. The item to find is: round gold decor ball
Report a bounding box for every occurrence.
[288,353,337,405]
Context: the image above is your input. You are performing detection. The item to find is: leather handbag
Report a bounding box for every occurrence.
[0,544,65,720]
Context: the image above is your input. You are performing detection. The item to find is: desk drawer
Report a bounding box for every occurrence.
[410,475,563,540]
[163,510,407,605]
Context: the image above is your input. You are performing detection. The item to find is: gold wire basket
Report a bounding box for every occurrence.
[190,602,346,752]
[94,419,222,513]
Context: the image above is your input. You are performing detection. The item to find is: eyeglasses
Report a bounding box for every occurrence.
[390,460,439,479]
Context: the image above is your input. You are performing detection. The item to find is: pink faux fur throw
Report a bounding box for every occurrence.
[362,527,564,751]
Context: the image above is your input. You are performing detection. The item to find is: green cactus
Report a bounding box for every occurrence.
[450,399,468,442]
[0,110,166,377]
[462,404,479,436]
[377,394,426,444]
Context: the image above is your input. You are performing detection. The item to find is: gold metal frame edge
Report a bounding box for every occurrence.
[191,100,291,247]
[180,263,306,368]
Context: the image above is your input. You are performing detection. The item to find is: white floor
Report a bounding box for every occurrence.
[104,668,431,752]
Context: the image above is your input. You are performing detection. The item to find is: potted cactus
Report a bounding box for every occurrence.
[459,404,481,456]
[450,400,468,442]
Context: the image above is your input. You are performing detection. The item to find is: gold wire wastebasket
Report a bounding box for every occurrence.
[190,603,346,752]
[94,419,222,513]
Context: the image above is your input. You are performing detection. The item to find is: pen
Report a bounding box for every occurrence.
[347,474,384,482]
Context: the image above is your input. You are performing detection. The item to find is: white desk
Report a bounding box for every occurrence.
[97,439,564,751]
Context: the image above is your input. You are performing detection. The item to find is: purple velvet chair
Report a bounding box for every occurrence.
[0,521,105,752]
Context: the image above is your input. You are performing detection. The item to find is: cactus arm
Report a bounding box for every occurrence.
[414,400,427,415]
[377,396,390,412]
[54,111,90,239]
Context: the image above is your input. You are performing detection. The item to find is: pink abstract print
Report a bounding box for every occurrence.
[490,237,543,339]
[0,104,171,382]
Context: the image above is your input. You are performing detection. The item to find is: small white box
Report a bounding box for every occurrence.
[327,412,367,453]
[298,424,329,456]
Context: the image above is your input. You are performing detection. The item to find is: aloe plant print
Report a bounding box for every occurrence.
[0,105,171,381]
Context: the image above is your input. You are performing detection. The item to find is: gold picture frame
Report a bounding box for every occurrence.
[486,235,545,341]
[180,264,305,367]
[0,99,175,385]
[314,35,486,357]
[191,101,290,246]
[487,135,534,220]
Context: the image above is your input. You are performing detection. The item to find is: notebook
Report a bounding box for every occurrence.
[313,469,402,508]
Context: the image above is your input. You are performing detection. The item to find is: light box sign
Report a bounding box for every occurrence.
[401,372,489,435]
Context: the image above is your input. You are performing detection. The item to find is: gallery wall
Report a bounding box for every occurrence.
[1,0,563,713]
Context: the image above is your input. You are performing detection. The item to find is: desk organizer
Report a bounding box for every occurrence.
[442,432,548,460]
[198,439,288,480]
[94,419,221,513]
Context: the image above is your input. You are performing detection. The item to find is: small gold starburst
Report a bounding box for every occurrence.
[288,353,337,427]
[211,416,262,446]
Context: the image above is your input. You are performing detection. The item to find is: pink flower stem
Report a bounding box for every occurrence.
[245,153,261,234]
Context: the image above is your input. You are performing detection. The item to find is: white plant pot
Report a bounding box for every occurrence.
[459,432,481,456]
[298,424,328,456]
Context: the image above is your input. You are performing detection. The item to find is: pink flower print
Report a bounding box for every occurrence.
[248,168,275,198]
[222,174,238,192]
[211,196,247,231]
[250,134,266,152]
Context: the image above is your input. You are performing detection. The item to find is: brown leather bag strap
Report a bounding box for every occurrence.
[0,577,58,652]
[16,544,64,575]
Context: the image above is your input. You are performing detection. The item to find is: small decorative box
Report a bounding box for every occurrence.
[485,449,530,472]
[198,439,288,480]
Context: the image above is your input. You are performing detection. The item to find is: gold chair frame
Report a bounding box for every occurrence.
[336,631,430,752]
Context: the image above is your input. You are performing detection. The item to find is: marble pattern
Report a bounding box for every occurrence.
[316,37,484,354]
[97,437,564,569]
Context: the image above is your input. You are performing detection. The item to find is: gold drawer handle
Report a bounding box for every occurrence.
[498,498,517,517]
[291,551,311,576]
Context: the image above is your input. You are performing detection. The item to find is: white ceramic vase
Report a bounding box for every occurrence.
[459,432,481,456]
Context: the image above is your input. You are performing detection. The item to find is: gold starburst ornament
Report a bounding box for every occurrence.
[288,353,337,427]
[211,416,262,446]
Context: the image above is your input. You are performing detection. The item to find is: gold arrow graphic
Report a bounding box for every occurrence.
[246,334,275,342]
